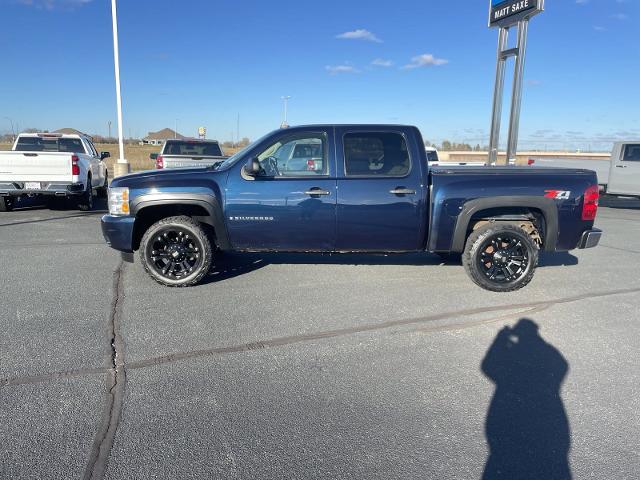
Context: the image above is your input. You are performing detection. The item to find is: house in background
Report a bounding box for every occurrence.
[54,128,88,136]
[140,128,185,146]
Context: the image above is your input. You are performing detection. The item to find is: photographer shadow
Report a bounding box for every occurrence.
[481,319,572,480]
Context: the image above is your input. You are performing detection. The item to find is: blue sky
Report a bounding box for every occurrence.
[0,0,638,150]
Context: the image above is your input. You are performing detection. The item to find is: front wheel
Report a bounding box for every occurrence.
[463,223,539,292]
[139,216,213,287]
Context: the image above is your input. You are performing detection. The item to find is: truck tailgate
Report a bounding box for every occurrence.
[0,152,73,183]
[162,155,227,169]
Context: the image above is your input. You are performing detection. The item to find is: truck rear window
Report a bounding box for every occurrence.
[164,141,223,157]
[15,137,86,154]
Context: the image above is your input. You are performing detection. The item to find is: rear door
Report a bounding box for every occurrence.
[335,128,425,251]
[225,128,337,251]
[608,143,640,195]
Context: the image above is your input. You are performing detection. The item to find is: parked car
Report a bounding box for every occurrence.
[101,124,602,292]
[0,133,109,211]
[530,142,640,197]
[150,139,228,170]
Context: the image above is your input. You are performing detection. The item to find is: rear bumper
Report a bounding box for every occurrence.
[578,228,602,249]
[0,181,85,196]
[101,214,136,253]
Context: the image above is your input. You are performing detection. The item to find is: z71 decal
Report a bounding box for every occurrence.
[544,190,571,200]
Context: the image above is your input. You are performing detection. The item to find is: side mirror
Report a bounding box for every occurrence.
[244,157,262,176]
[150,153,158,160]
[100,151,111,160]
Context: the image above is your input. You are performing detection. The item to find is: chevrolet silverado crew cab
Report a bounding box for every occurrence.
[0,133,110,211]
[101,125,602,292]
[150,139,228,170]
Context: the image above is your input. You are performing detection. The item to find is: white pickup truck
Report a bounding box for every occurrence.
[0,133,109,211]
[150,139,228,170]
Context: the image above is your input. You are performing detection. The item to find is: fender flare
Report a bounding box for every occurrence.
[451,196,559,252]
[130,192,231,250]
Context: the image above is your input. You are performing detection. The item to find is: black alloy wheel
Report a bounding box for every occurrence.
[463,223,539,292]
[140,216,213,287]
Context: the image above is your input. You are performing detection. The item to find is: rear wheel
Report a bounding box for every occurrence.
[77,177,94,211]
[0,197,14,212]
[463,223,539,292]
[139,216,213,287]
[96,172,108,198]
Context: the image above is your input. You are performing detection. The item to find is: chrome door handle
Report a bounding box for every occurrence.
[389,188,416,195]
[616,165,627,168]
[304,188,331,196]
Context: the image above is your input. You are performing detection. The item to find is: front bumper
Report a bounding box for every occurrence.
[101,214,136,253]
[578,228,602,249]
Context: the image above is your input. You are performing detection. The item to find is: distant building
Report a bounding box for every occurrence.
[54,128,88,136]
[140,128,185,146]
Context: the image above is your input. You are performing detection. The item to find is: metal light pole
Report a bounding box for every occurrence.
[111,0,130,177]
[280,96,291,129]
[108,120,112,139]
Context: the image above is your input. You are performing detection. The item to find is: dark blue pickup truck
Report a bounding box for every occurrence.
[101,125,602,292]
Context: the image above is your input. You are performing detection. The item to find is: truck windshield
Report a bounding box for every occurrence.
[164,141,223,157]
[15,136,86,153]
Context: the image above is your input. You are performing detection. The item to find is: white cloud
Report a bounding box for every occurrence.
[371,58,394,67]
[402,54,449,70]
[610,13,629,20]
[336,29,383,43]
[325,64,360,75]
[593,25,607,31]
[18,0,92,10]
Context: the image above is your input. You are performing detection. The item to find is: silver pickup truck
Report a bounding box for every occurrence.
[150,139,228,170]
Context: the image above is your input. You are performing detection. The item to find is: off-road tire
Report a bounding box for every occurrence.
[0,197,14,212]
[463,223,539,292]
[78,177,93,211]
[140,215,213,287]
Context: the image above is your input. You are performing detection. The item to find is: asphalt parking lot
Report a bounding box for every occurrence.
[1,196,639,479]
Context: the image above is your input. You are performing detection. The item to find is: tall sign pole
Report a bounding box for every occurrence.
[487,0,544,165]
[111,0,130,177]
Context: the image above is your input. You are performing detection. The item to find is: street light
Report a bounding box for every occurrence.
[280,96,291,129]
[110,0,130,177]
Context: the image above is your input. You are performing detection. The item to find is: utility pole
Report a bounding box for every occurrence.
[3,117,15,142]
[110,0,130,176]
[280,96,291,129]
[108,120,112,139]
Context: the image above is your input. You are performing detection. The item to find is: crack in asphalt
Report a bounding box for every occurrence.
[3,285,640,390]
[83,261,127,480]
[0,211,106,228]
[125,285,640,370]
[600,244,640,255]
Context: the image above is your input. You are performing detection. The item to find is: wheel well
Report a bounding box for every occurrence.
[467,207,546,248]
[132,204,215,250]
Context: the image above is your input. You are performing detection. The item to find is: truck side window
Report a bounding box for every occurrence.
[344,132,410,177]
[623,144,640,162]
[256,134,327,177]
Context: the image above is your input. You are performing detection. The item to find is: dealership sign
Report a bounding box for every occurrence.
[489,0,544,27]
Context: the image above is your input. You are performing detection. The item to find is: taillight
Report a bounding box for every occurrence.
[71,155,80,176]
[582,185,599,221]
[156,155,164,169]
[306,159,315,171]
[528,158,536,166]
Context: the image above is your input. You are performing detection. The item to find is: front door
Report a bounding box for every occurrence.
[609,143,640,196]
[225,129,337,251]
[335,128,425,252]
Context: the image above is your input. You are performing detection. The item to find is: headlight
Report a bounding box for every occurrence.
[108,187,130,216]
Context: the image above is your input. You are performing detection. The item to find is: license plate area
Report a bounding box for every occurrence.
[24,182,41,190]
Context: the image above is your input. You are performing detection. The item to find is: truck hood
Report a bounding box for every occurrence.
[109,166,213,188]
